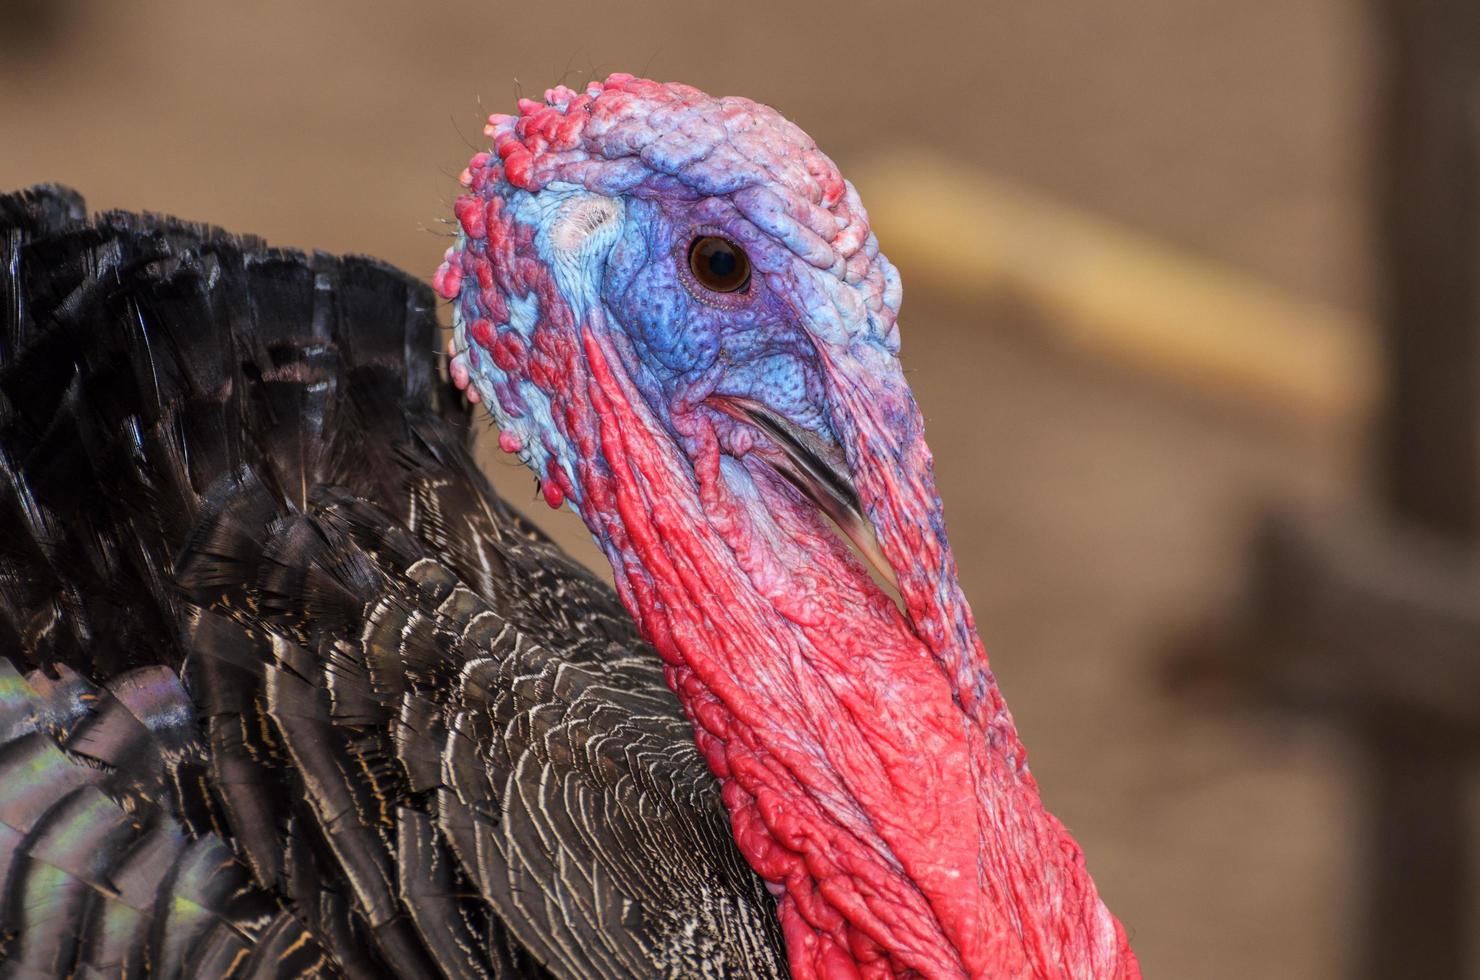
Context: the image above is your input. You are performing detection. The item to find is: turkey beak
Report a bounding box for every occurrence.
[706,395,900,593]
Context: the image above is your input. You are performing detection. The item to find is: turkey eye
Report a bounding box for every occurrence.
[687,236,751,293]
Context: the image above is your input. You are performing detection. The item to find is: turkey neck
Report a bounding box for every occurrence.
[562,326,1137,980]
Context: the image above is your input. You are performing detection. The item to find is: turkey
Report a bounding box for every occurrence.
[0,75,1138,979]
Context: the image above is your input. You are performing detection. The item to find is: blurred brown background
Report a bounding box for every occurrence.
[4,2,1473,977]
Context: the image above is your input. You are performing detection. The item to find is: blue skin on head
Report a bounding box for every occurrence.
[462,174,864,502]
[598,195,831,438]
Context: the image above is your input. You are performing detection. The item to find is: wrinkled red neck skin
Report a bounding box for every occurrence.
[534,314,1139,979]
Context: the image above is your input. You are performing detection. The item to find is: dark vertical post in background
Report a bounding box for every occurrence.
[1375,0,1480,542]
[1369,3,1480,976]
[1364,724,1470,979]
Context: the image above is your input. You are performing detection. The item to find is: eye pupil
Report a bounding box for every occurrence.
[707,249,736,279]
[688,236,751,293]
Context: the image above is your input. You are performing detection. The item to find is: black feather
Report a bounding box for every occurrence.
[0,186,786,978]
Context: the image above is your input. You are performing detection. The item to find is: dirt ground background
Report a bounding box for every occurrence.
[1,2,1394,975]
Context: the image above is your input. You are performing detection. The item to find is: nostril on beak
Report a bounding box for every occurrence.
[705,394,903,601]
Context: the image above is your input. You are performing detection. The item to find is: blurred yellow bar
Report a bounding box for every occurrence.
[852,151,1376,426]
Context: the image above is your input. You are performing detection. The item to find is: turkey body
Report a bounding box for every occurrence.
[0,187,786,978]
